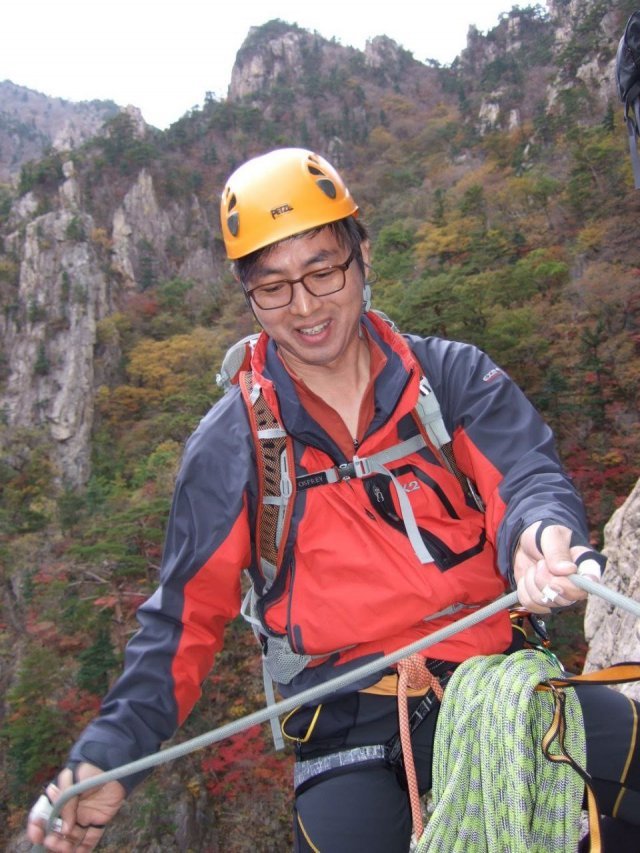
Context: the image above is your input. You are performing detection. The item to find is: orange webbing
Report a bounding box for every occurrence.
[544,662,640,690]
[397,655,444,842]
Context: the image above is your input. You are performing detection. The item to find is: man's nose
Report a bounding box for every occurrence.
[289,280,321,315]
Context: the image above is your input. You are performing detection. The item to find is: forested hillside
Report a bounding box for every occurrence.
[1,2,640,849]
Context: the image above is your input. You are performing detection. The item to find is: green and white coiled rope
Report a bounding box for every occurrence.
[416,649,586,852]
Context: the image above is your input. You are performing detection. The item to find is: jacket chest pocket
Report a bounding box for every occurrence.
[363,467,485,571]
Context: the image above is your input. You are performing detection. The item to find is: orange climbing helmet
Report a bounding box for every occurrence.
[220,148,359,259]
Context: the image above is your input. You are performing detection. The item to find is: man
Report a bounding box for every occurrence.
[28,148,639,851]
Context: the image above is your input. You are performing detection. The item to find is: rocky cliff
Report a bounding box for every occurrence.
[1,149,220,487]
[0,80,122,184]
[2,171,109,486]
[583,478,640,700]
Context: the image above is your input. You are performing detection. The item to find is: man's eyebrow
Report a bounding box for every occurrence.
[254,249,339,278]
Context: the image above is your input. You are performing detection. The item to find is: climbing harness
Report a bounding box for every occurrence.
[290,657,453,797]
[33,575,640,853]
[294,745,389,794]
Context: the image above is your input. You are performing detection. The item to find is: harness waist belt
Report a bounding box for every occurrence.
[294,744,387,790]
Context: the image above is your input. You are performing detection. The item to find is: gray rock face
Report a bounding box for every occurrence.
[230,29,308,100]
[0,164,218,488]
[2,202,108,487]
[583,478,640,700]
[0,80,121,183]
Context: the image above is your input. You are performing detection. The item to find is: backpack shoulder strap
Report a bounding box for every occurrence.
[411,357,485,512]
[216,333,260,391]
[216,334,298,588]
[238,370,296,591]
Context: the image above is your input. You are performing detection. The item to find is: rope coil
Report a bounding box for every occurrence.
[415,651,587,852]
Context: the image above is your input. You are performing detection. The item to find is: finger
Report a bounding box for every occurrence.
[537,524,575,574]
[574,548,606,580]
[517,565,552,613]
[28,783,69,836]
[538,583,573,607]
[515,522,544,566]
[54,769,82,836]
[40,771,81,848]
[27,793,55,844]
[42,827,76,853]
[518,563,576,611]
[76,824,108,852]
[537,561,587,605]
[57,819,106,852]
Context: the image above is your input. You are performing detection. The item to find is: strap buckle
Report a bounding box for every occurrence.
[336,456,372,480]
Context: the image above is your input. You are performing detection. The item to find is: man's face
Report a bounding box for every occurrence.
[244,229,369,376]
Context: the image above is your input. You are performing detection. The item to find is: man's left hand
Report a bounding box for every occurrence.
[513,521,598,613]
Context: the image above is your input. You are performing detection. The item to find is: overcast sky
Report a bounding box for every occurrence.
[3,0,532,129]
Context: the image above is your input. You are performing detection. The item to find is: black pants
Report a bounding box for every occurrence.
[292,685,640,852]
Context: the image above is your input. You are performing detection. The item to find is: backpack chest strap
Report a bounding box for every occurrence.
[298,433,435,564]
[317,433,427,484]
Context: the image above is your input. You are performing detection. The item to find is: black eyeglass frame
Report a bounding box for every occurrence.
[244,250,356,310]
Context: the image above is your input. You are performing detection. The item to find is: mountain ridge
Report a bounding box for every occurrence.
[0,79,125,182]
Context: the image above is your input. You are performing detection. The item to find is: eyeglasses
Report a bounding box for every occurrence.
[245,251,355,310]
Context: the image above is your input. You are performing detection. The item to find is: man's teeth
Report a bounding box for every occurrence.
[299,322,329,336]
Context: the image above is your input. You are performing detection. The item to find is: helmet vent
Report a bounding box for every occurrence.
[227,212,239,236]
[307,165,323,175]
[227,193,237,212]
[316,178,337,199]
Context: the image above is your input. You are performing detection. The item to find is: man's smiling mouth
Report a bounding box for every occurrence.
[299,321,330,337]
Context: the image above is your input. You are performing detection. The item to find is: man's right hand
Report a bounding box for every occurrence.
[27,763,125,852]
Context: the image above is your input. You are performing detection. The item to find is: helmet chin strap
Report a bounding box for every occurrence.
[362,282,372,313]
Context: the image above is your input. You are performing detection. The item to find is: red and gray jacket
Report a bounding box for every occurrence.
[69,312,589,788]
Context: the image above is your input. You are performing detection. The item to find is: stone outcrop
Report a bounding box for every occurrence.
[230,26,310,100]
[1,172,109,486]
[363,35,408,69]
[0,161,218,488]
[545,0,627,114]
[110,168,216,290]
[0,80,121,183]
[583,478,640,700]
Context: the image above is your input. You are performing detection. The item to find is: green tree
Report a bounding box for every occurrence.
[77,617,119,695]
[2,649,70,803]
[34,341,50,376]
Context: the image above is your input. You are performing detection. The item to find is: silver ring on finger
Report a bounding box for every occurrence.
[540,584,559,605]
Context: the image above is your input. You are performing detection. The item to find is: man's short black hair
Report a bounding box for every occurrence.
[234,216,369,285]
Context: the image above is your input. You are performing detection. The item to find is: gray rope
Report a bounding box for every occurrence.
[571,573,640,617]
[34,575,639,847]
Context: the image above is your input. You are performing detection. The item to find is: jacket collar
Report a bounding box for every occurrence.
[251,313,421,461]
